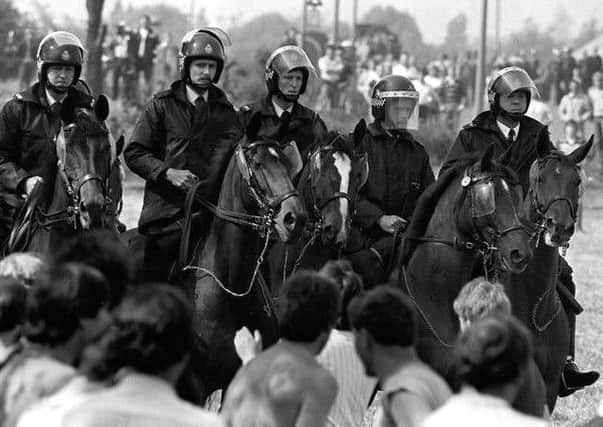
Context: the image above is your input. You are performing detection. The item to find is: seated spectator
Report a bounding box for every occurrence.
[51,284,221,427]
[2,263,111,427]
[453,277,548,417]
[423,315,548,427]
[53,230,133,308]
[0,277,27,420]
[223,271,339,427]
[348,286,451,427]
[0,252,47,288]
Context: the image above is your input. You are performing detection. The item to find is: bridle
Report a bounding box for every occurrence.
[527,154,581,249]
[41,120,115,230]
[405,165,527,278]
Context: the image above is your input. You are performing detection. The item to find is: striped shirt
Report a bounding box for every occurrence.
[317,330,378,427]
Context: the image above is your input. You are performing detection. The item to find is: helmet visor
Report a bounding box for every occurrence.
[381,91,420,131]
[491,67,540,98]
[266,46,317,78]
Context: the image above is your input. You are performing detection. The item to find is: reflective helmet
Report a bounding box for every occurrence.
[265,45,316,97]
[487,66,539,116]
[36,31,85,85]
[371,75,420,131]
[179,27,231,83]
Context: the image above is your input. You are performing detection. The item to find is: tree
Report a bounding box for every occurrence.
[574,17,600,49]
[361,6,424,55]
[443,13,468,55]
[85,0,106,96]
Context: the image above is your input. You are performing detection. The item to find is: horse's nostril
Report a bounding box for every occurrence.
[510,249,525,264]
[79,201,88,213]
[284,212,297,231]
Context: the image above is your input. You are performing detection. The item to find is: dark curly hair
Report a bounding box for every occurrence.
[0,277,27,332]
[318,260,364,330]
[25,262,109,347]
[278,271,341,342]
[452,314,532,391]
[80,284,194,381]
[347,285,417,347]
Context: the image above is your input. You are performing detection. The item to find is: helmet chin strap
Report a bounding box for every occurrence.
[46,82,70,94]
[276,90,299,103]
[185,76,210,94]
[498,107,525,121]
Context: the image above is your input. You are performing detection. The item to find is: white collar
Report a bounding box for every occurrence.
[496,120,520,141]
[272,99,293,118]
[185,85,208,106]
[45,88,67,107]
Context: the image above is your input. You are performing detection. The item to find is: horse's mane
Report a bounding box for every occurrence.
[401,152,518,265]
[326,131,359,158]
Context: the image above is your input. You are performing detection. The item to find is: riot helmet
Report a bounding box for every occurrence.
[36,31,85,92]
[371,75,420,131]
[265,45,316,101]
[179,27,231,88]
[487,66,539,119]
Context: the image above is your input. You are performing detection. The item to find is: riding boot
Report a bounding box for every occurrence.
[557,257,600,397]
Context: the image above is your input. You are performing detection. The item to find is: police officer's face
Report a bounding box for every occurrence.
[47,65,75,89]
[499,90,528,114]
[189,59,217,88]
[385,98,415,128]
[278,70,304,98]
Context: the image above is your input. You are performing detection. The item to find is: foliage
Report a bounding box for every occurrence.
[443,13,468,57]
[361,6,425,56]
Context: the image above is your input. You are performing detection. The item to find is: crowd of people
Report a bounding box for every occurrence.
[0,18,601,426]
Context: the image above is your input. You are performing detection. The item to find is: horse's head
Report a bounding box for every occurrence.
[57,95,123,230]
[236,114,307,242]
[456,146,532,274]
[528,130,592,247]
[307,120,368,246]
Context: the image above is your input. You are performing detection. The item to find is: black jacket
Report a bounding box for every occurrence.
[355,122,435,232]
[124,80,241,233]
[0,83,92,194]
[238,96,328,158]
[439,110,555,193]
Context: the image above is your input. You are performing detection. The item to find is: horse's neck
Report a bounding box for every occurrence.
[424,181,465,242]
[297,165,315,220]
[199,169,263,287]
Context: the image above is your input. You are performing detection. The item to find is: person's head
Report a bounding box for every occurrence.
[25,263,110,362]
[371,74,420,131]
[0,252,47,288]
[278,271,341,351]
[453,277,511,331]
[453,314,532,400]
[318,260,364,330]
[569,79,581,94]
[428,63,439,77]
[179,27,230,91]
[53,230,132,308]
[0,277,27,343]
[140,14,151,29]
[325,45,334,58]
[265,45,316,102]
[80,284,194,382]
[593,71,603,89]
[36,31,85,93]
[487,66,538,121]
[563,119,579,141]
[348,286,417,376]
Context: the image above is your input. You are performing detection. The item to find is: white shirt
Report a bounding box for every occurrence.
[422,387,550,427]
[497,120,520,141]
[271,99,293,118]
[138,28,149,57]
[526,100,553,126]
[588,86,603,117]
[185,85,208,106]
[316,330,377,427]
[58,372,223,427]
[16,376,102,427]
[45,89,67,109]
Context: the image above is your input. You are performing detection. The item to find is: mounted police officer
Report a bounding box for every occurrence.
[0,31,93,248]
[239,45,327,158]
[440,66,599,396]
[124,27,241,282]
[346,75,435,285]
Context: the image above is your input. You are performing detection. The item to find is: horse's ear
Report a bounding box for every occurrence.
[246,112,262,140]
[480,144,495,171]
[115,135,125,156]
[568,135,594,165]
[358,153,369,188]
[353,119,367,145]
[94,95,109,122]
[537,126,552,159]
